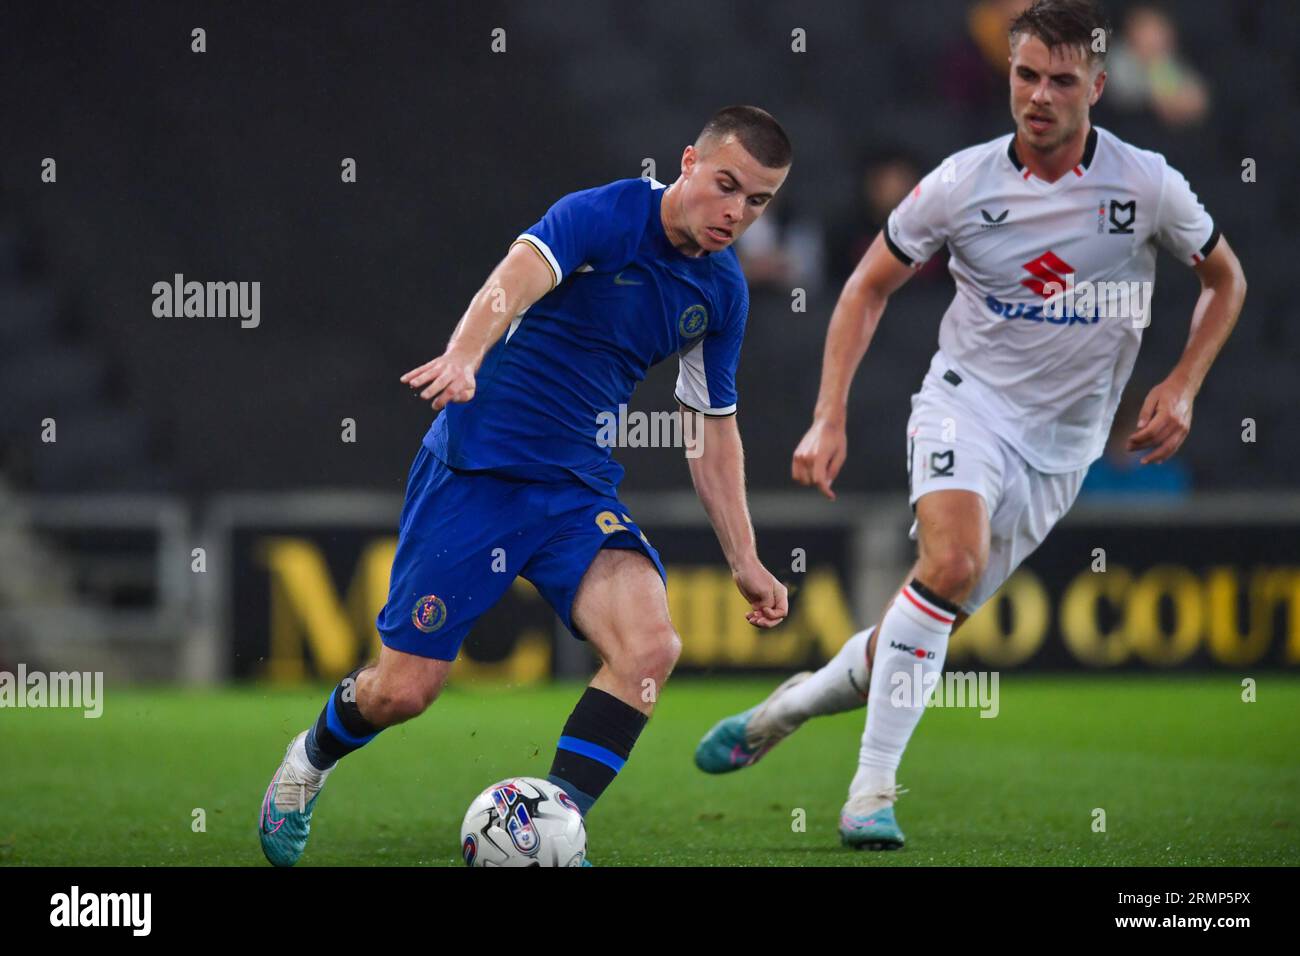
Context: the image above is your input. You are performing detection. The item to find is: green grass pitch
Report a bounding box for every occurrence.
[1,675,1296,866]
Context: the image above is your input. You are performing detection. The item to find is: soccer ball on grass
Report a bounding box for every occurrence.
[460,776,587,867]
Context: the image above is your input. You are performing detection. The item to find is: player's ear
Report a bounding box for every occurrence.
[1090,68,1106,105]
[681,144,697,178]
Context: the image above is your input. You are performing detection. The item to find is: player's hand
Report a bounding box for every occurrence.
[400,348,479,412]
[732,557,789,629]
[792,416,848,500]
[1126,375,1194,465]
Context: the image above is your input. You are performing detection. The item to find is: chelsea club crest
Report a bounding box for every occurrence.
[411,594,447,633]
[678,303,708,339]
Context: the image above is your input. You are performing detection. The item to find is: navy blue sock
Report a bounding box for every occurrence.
[548,687,648,816]
[304,666,381,771]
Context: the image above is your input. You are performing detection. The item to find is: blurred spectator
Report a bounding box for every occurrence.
[1079,387,1192,500]
[825,149,945,285]
[734,201,826,294]
[1105,5,1209,128]
[942,0,1033,112]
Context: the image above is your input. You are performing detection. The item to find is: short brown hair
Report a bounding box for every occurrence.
[1009,0,1113,67]
[698,105,793,169]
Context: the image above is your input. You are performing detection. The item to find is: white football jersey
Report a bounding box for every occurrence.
[886,125,1218,473]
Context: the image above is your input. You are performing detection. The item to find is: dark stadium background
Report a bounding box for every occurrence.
[1,1,1297,685]
[3,0,1295,497]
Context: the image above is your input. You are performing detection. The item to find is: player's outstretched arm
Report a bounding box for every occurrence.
[684,407,788,629]
[401,241,556,411]
[792,230,915,499]
[1126,236,1247,465]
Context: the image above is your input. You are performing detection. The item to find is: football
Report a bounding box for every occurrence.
[460,777,587,867]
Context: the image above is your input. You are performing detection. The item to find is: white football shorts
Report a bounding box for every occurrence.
[905,366,1088,615]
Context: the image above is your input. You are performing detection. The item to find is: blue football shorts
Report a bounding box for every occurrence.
[376,444,666,661]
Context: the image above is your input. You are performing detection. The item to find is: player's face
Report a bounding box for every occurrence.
[1009,35,1105,152]
[677,136,788,253]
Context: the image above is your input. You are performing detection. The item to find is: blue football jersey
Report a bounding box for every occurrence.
[425,177,749,497]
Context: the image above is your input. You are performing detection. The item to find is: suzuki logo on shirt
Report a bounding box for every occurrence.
[984,251,1093,325]
[1020,250,1075,299]
[986,250,1150,327]
[985,293,1098,325]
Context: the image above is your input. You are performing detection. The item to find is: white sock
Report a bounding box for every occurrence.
[289,731,328,782]
[765,626,875,732]
[851,581,957,799]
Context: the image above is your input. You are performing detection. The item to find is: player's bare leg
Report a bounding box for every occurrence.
[840,488,988,850]
[695,569,969,774]
[259,648,451,867]
[545,548,680,833]
[354,647,453,728]
[576,550,680,715]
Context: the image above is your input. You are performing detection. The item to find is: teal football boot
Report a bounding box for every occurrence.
[694,672,812,774]
[259,731,334,867]
[839,789,907,851]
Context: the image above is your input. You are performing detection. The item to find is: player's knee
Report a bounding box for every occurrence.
[619,624,680,686]
[919,548,981,601]
[659,626,683,673]
[649,625,682,680]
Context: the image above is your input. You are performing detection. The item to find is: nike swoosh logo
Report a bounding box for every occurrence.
[613,271,643,286]
[260,769,286,834]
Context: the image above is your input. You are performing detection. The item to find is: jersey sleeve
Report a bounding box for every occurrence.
[674,280,747,417]
[884,161,952,267]
[512,180,643,288]
[1154,161,1218,265]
